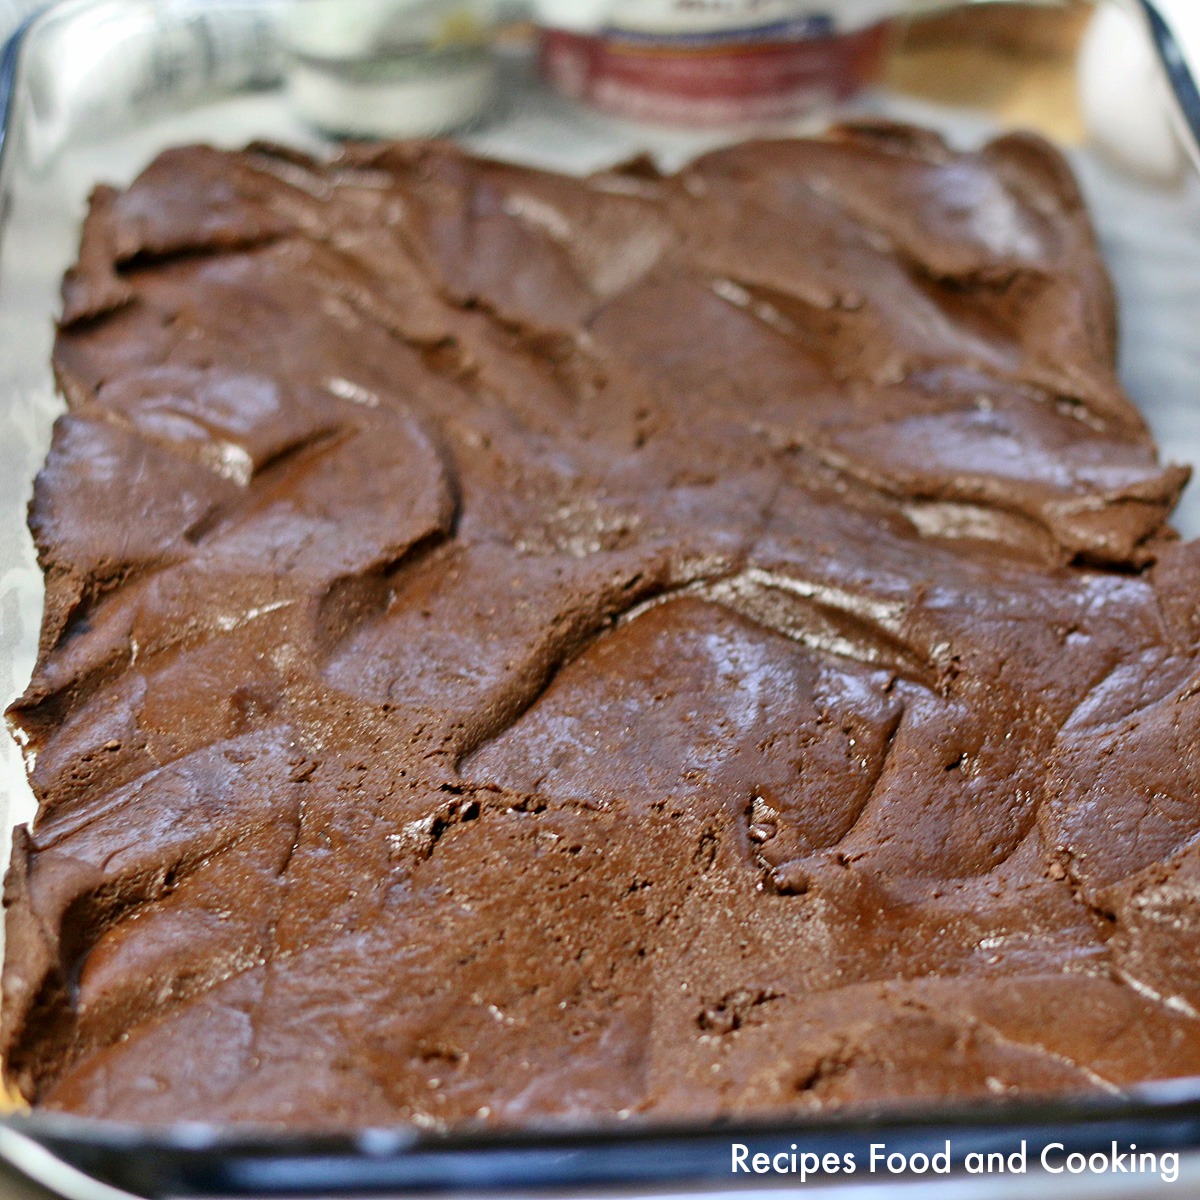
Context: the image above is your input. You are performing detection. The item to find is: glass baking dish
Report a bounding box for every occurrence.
[4,2,1200,1196]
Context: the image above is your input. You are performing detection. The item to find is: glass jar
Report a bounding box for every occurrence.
[284,0,498,138]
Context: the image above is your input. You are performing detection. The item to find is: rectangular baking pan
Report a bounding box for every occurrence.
[5,3,1200,1197]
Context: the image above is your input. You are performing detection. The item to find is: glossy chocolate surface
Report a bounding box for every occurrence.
[7,125,1200,1127]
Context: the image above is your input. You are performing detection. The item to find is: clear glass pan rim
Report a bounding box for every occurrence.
[3,5,1200,1196]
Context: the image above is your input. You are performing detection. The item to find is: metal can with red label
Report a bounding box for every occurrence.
[534,0,899,126]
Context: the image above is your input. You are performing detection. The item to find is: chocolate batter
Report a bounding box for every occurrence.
[7,123,1200,1127]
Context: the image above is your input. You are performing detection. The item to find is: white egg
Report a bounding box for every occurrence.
[1078,0,1185,184]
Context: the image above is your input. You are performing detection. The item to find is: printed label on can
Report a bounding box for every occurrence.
[538,8,892,126]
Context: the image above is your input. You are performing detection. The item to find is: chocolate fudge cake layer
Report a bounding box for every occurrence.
[5,123,1200,1127]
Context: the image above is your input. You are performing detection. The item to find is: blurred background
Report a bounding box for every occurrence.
[0,0,1194,184]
